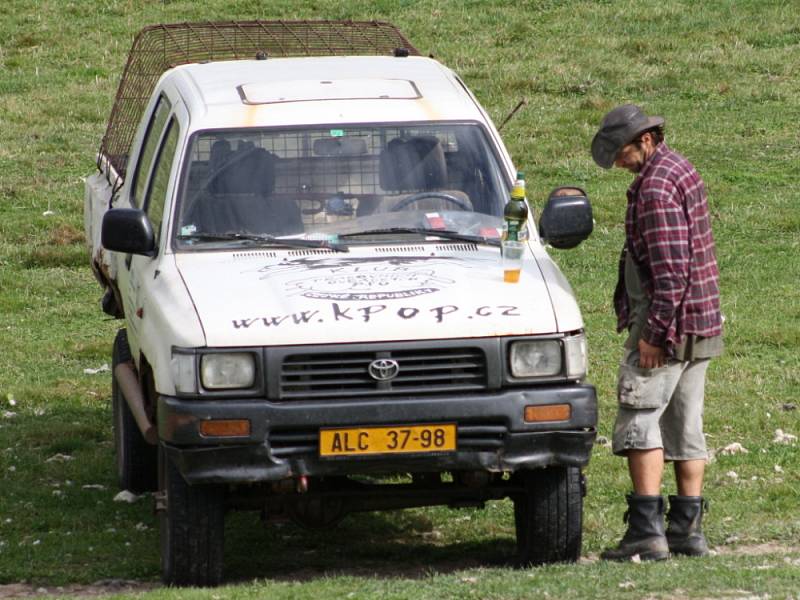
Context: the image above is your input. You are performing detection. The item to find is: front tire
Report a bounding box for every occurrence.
[159,447,226,587]
[112,329,157,493]
[514,466,584,566]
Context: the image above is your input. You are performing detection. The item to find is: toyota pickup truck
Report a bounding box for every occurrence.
[84,21,596,586]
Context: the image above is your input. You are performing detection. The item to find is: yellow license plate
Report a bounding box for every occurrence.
[319,423,457,457]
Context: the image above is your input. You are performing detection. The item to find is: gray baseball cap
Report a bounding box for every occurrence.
[591,104,664,169]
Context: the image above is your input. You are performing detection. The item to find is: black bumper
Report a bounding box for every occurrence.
[158,384,597,485]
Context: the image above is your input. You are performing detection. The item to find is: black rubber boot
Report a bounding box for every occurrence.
[666,495,709,557]
[601,494,669,561]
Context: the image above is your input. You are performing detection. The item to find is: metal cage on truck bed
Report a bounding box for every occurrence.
[98,20,420,185]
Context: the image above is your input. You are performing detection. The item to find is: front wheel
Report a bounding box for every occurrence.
[112,329,157,493]
[158,447,226,586]
[513,466,584,566]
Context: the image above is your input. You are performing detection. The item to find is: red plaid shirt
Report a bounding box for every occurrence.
[614,143,722,352]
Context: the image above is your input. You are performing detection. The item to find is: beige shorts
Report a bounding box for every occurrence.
[612,349,710,461]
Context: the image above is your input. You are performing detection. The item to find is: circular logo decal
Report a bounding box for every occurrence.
[368,359,400,381]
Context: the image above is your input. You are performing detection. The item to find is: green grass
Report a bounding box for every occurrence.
[1,0,799,597]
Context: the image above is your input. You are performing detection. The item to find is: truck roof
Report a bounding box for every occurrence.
[167,56,484,130]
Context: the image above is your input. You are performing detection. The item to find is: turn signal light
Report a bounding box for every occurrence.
[199,419,251,437]
[524,404,571,423]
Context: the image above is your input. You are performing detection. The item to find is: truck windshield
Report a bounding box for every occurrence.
[175,123,509,249]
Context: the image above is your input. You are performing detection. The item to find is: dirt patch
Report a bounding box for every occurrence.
[0,580,157,599]
[659,593,771,600]
[50,224,84,246]
[565,543,800,565]
[713,542,800,557]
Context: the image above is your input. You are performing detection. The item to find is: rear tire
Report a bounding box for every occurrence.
[514,466,584,566]
[159,447,226,587]
[112,329,157,493]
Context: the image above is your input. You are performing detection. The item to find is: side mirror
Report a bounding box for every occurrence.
[538,186,593,249]
[101,208,157,256]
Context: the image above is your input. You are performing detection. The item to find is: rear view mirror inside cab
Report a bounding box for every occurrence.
[313,136,368,157]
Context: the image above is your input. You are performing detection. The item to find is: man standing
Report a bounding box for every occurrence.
[591,105,723,561]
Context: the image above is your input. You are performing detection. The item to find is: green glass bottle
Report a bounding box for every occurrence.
[504,171,528,242]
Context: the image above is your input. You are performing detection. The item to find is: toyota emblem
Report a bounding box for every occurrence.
[368,358,400,381]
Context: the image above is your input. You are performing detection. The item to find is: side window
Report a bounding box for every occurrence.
[144,118,179,241]
[130,96,172,208]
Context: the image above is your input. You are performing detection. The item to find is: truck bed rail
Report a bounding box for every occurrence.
[98,20,420,184]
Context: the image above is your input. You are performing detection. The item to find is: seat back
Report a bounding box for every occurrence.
[192,141,302,235]
[368,136,471,214]
[379,136,448,192]
[211,141,275,196]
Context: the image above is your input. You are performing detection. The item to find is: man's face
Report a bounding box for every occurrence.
[614,140,647,173]
[614,132,655,173]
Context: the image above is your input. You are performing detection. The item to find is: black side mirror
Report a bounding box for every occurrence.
[101,208,156,257]
[538,186,593,249]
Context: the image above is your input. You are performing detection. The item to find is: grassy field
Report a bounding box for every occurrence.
[1,0,798,597]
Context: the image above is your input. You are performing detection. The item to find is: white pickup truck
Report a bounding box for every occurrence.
[84,21,596,586]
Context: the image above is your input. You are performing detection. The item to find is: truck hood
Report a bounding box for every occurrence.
[175,245,560,347]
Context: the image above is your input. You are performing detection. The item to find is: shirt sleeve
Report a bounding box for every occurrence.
[637,176,690,347]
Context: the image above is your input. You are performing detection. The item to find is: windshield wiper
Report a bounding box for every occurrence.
[177,232,349,252]
[339,228,500,247]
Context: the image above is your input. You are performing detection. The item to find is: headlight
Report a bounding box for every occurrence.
[200,353,256,390]
[509,340,562,377]
[564,334,588,380]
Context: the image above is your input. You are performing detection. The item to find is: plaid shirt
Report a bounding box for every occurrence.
[614,143,722,352]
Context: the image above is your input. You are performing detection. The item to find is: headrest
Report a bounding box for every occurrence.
[379,136,447,192]
[212,141,275,195]
[209,139,231,168]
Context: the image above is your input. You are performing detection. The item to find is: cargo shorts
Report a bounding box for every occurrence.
[612,348,710,461]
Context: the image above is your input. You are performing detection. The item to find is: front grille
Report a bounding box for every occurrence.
[279,347,487,400]
[457,424,507,449]
[269,430,318,458]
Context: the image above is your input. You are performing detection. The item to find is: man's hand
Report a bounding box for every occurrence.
[637,339,666,369]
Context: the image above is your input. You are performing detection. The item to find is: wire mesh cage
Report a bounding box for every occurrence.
[98,20,420,182]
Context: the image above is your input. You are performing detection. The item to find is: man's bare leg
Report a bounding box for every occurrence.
[674,459,705,496]
[628,448,664,495]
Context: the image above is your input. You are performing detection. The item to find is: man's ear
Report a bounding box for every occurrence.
[640,131,655,148]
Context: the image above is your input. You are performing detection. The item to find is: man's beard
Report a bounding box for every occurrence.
[624,159,644,174]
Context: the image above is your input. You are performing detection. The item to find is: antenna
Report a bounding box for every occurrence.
[497,98,527,133]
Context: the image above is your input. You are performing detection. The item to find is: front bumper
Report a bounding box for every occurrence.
[158,384,597,485]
